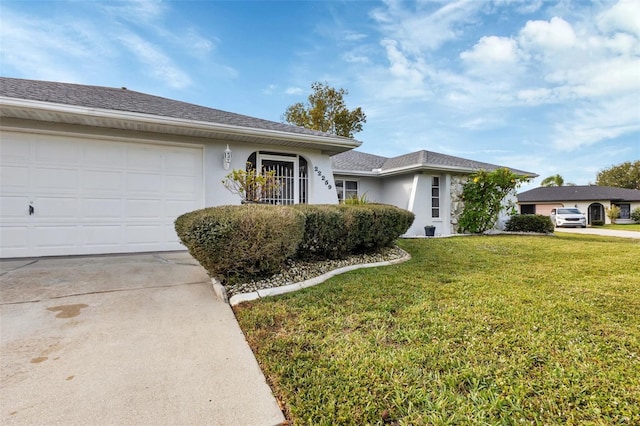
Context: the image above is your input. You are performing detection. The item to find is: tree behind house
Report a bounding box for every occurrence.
[282,81,366,138]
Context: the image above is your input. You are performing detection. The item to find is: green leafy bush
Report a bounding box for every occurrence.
[291,204,349,259]
[339,204,415,254]
[292,204,415,259]
[591,220,605,226]
[632,207,640,223]
[458,168,530,234]
[505,214,554,233]
[175,205,305,283]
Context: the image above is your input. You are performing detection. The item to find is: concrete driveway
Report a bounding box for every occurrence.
[555,227,640,239]
[0,252,284,425]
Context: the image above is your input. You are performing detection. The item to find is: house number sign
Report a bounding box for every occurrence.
[314,166,332,190]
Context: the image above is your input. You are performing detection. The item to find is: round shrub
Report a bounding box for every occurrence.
[175,205,305,283]
[631,207,640,223]
[504,214,554,233]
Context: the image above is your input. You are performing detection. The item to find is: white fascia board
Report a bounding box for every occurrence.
[0,97,362,150]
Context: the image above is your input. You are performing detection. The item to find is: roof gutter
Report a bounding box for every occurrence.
[0,97,362,151]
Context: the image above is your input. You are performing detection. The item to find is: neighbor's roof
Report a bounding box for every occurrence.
[332,149,536,177]
[0,77,361,154]
[517,185,640,202]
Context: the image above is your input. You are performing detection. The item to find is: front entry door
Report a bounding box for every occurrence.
[588,203,604,224]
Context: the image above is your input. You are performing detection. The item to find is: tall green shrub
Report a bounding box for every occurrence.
[458,168,530,234]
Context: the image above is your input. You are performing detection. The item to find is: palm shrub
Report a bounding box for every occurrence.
[606,205,621,223]
[175,205,305,283]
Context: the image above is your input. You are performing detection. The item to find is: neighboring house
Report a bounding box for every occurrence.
[517,186,640,225]
[331,150,537,237]
[0,77,359,258]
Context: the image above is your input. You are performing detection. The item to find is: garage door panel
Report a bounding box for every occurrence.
[127,147,163,170]
[0,227,28,249]
[83,143,125,167]
[0,136,30,163]
[32,167,79,192]
[0,165,29,190]
[82,198,123,219]
[165,150,202,172]
[0,196,30,219]
[82,170,124,192]
[83,225,124,247]
[126,225,164,245]
[126,172,163,193]
[165,174,200,194]
[166,200,198,217]
[34,139,79,164]
[126,199,162,218]
[33,197,79,218]
[32,225,79,248]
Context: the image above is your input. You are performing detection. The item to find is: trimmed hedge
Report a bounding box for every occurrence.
[504,214,554,233]
[176,203,415,283]
[175,205,305,283]
[292,204,415,259]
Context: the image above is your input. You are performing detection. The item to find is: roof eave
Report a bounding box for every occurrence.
[0,97,361,154]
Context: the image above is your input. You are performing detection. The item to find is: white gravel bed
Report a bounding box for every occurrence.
[226,246,407,297]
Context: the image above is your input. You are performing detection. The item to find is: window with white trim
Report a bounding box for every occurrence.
[431,176,440,218]
[335,179,358,203]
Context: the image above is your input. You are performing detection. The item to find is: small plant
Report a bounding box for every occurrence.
[606,205,621,223]
[222,164,281,203]
[592,220,605,226]
[632,207,640,223]
[343,193,369,205]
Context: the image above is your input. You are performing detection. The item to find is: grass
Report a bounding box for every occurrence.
[599,223,640,232]
[234,234,640,425]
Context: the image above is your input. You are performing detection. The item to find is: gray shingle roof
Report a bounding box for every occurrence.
[0,77,353,141]
[332,149,536,176]
[518,186,640,202]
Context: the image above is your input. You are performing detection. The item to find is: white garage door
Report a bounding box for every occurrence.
[1,131,204,258]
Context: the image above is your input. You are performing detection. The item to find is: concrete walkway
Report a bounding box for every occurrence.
[555,227,640,239]
[0,252,285,425]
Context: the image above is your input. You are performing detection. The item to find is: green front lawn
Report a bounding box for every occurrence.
[234,234,640,425]
[600,223,640,231]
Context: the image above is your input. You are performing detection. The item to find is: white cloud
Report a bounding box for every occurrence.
[597,0,640,37]
[552,94,640,151]
[461,36,520,65]
[519,16,576,52]
[285,87,305,95]
[117,33,191,89]
[371,0,483,53]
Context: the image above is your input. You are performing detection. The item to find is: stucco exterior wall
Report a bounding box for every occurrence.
[207,142,338,206]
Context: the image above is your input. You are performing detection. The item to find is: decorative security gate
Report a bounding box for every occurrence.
[258,154,308,205]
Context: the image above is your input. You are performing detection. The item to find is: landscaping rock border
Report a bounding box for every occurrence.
[212,246,410,306]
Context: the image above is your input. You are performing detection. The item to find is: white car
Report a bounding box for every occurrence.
[550,208,587,228]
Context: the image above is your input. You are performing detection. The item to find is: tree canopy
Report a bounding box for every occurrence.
[282,81,366,138]
[540,174,565,187]
[596,161,640,190]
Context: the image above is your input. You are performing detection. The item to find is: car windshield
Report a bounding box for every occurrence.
[558,208,581,214]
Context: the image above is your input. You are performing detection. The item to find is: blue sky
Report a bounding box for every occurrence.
[1,0,638,189]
